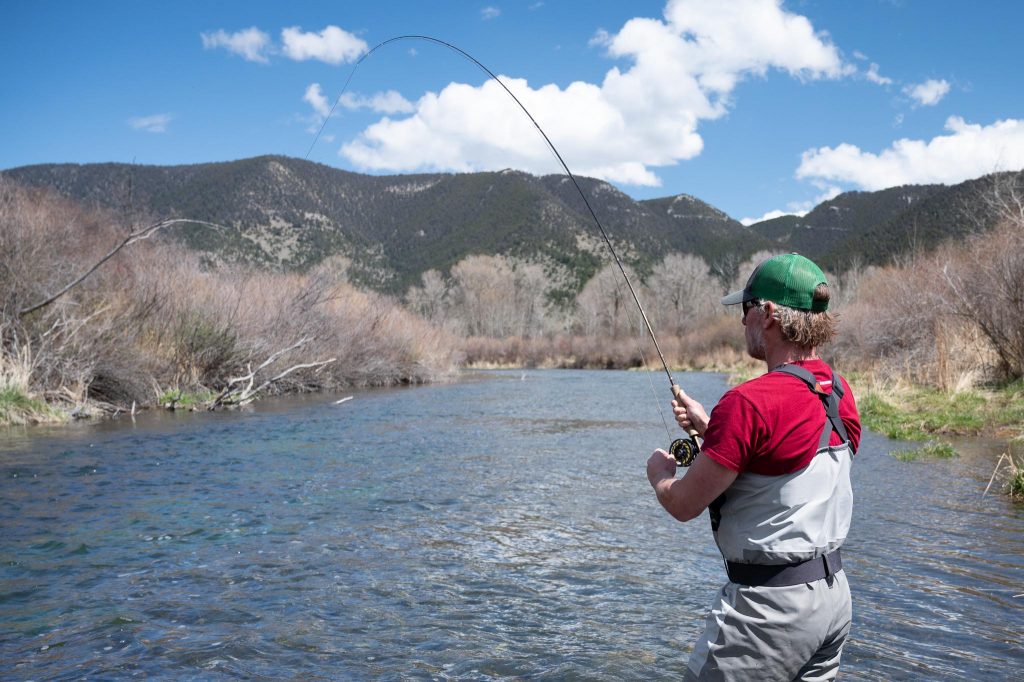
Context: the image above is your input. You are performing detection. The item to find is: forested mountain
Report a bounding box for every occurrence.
[752,185,945,257]
[4,156,1019,296]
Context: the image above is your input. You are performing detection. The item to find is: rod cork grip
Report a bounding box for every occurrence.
[671,384,701,439]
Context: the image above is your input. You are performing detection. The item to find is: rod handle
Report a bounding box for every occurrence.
[671,384,701,440]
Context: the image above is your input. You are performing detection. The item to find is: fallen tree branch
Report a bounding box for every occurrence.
[207,337,336,409]
[18,218,225,317]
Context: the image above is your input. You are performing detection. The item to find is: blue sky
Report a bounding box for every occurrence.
[3,1,1022,224]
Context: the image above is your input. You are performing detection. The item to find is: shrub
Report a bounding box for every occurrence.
[0,180,460,419]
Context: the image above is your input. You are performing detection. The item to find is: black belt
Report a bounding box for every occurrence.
[726,549,842,587]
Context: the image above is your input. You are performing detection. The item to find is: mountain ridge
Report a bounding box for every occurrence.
[4,156,1019,296]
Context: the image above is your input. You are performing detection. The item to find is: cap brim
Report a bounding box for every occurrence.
[721,289,746,306]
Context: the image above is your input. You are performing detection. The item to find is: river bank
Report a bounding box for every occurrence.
[855,375,1024,443]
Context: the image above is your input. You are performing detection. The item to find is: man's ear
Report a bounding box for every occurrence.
[760,301,776,328]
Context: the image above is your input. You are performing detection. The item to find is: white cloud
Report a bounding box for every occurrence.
[128,113,173,133]
[304,83,331,118]
[340,0,853,186]
[589,29,612,48]
[865,63,892,85]
[797,116,1024,190]
[339,90,415,114]
[741,209,792,225]
[281,25,367,64]
[200,27,271,63]
[481,6,501,20]
[904,78,950,107]
[741,184,841,225]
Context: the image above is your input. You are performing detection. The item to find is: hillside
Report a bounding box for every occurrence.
[4,156,1020,296]
[5,157,762,297]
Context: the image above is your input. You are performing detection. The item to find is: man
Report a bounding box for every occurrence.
[646,253,861,681]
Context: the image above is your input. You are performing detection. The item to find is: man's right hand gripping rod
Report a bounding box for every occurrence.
[669,384,701,467]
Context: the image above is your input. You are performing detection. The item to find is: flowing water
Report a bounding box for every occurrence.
[1,370,1021,680]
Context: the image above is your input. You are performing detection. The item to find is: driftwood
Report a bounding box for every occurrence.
[18,217,225,317]
[208,337,335,409]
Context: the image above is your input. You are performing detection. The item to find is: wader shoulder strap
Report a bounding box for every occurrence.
[771,364,850,448]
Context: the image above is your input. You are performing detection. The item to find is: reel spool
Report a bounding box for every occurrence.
[669,437,699,467]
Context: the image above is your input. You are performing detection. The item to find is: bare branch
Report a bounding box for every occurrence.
[207,336,335,409]
[18,218,225,317]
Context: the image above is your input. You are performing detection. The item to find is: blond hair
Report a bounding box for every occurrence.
[769,284,837,348]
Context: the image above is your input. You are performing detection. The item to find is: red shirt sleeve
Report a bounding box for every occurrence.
[699,389,770,473]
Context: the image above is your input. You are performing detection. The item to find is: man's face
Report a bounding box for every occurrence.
[743,303,767,360]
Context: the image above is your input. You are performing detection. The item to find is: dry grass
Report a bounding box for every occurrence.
[462,311,756,373]
[0,180,460,423]
[985,452,1024,500]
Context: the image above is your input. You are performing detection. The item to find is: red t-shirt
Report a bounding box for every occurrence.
[701,359,861,476]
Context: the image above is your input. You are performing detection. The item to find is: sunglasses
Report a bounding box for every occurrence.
[742,299,762,318]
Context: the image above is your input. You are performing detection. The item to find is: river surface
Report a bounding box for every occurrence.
[1,369,1021,680]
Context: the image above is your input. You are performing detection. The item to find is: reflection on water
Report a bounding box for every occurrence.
[1,369,1021,679]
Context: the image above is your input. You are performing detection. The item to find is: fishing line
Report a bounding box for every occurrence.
[307,35,699,463]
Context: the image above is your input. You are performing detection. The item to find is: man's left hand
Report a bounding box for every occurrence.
[647,448,677,487]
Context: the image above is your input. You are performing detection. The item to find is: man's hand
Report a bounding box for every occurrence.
[671,385,710,436]
[647,448,677,489]
[646,447,739,523]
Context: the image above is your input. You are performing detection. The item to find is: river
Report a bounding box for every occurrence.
[1,369,1021,680]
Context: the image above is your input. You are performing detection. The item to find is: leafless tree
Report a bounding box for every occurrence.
[447,255,554,338]
[646,253,720,335]
[574,263,640,339]
[406,269,450,322]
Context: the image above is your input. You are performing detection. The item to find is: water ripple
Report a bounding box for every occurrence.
[1,370,1021,679]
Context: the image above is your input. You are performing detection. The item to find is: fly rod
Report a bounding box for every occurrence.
[309,35,702,466]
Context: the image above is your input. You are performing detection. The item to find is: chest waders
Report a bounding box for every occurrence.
[709,364,852,588]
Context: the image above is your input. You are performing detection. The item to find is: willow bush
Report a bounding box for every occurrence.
[0,180,459,422]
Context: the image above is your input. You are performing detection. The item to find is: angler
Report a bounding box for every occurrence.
[646,253,861,681]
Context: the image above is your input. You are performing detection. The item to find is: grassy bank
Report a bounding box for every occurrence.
[856,376,1024,443]
[856,376,1024,494]
[0,386,64,426]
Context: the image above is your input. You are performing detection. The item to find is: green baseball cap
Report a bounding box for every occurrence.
[721,253,830,311]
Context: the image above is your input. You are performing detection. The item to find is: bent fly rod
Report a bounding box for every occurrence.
[309,35,701,466]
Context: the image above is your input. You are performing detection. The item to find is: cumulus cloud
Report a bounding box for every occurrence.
[741,209,791,225]
[200,27,271,63]
[797,116,1024,190]
[481,6,501,20]
[904,78,950,107]
[340,0,853,186]
[128,113,173,133]
[339,91,416,114]
[740,184,841,225]
[304,83,332,118]
[865,63,892,85]
[281,25,367,64]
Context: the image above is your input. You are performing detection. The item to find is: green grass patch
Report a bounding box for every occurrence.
[158,389,216,409]
[858,379,1024,442]
[987,452,1024,500]
[0,386,63,426]
[892,441,958,461]
[859,392,931,440]
[1010,470,1024,498]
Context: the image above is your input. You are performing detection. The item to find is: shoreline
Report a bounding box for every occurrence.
[6,363,1022,499]
[6,365,1022,442]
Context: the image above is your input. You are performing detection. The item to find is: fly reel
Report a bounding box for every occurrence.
[669,437,699,467]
